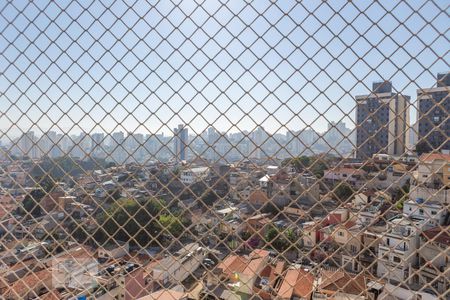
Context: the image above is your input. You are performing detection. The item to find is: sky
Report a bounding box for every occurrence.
[0,0,448,139]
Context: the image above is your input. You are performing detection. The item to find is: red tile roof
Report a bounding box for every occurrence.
[420,153,450,162]
[5,269,52,299]
[319,270,367,296]
[422,227,450,246]
[277,268,314,299]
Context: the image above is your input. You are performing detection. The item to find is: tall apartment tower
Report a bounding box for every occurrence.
[356,81,410,159]
[174,124,188,161]
[417,72,450,153]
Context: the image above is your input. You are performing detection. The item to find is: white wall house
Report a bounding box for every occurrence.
[376,217,432,284]
[180,167,209,184]
[403,199,447,226]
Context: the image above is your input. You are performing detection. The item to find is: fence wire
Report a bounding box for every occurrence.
[0,0,449,299]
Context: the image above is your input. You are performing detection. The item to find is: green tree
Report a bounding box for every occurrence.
[201,190,218,207]
[334,183,354,201]
[415,141,431,156]
[265,226,297,251]
[310,159,328,178]
[159,214,185,237]
[19,187,48,217]
[94,197,165,246]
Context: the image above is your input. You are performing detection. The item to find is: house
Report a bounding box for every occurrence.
[403,198,447,226]
[301,221,321,249]
[376,217,433,285]
[248,190,270,207]
[414,227,449,294]
[138,289,187,300]
[378,283,439,300]
[3,269,53,300]
[180,167,209,184]
[96,264,147,300]
[313,270,368,300]
[415,153,450,188]
[245,213,272,236]
[47,245,98,290]
[253,260,285,300]
[320,221,364,272]
[323,167,367,188]
[276,267,314,300]
[150,243,208,286]
[97,241,129,260]
[209,249,271,298]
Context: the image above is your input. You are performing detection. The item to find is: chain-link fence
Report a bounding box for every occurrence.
[0,0,449,299]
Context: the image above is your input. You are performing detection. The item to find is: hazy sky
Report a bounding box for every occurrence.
[0,0,448,138]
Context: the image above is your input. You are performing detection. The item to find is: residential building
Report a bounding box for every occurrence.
[205,249,270,299]
[403,199,447,227]
[313,270,368,300]
[417,72,450,152]
[138,289,187,300]
[415,153,450,188]
[276,267,313,300]
[180,167,209,184]
[323,167,367,188]
[376,217,432,284]
[150,243,208,286]
[356,81,410,159]
[415,227,449,294]
[174,124,188,161]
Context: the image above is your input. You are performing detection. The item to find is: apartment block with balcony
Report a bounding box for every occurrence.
[417,72,450,152]
[356,81,410,160]
[376,217,432,284]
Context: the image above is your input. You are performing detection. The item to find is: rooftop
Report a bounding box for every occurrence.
[422,227,450,246]
[419,153,450,163]
[277,267,314,299]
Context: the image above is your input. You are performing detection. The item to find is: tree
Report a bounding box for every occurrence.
[264,225,297,251]
[310,159,328,178]
[94,197,165,246]
[283,156,311,172]
[415,141,431,156]
[334,183,354,201]
[19,188,47,217]
[159,214,185,237]
[201,190,218,207]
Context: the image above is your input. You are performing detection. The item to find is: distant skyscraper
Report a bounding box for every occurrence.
[356,81,410,159]
[91,133,105,157]
[111,131,126,163]
[16,131,39,159]
[174,124,188,161]
[417,72,449,152]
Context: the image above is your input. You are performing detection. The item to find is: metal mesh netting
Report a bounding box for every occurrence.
[0,0,449,299]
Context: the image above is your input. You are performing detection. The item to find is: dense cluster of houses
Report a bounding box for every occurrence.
[0,152,447,299]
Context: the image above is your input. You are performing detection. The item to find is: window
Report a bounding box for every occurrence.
[431,211,437,215]
[419,209,424,215]
[338,231,344,237]
[393,256,401,263]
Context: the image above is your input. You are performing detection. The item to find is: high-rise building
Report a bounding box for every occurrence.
[356,81,410,159]
[110,131,126,163]
[91,133,105,157]
[174,124,188,161]
[16,131,39,159]
[417,72,450,153]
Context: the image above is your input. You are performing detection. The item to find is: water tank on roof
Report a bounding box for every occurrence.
[416,198,424,204]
